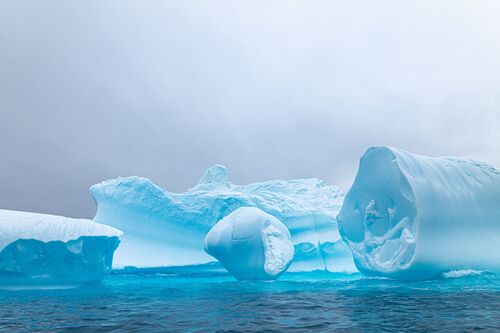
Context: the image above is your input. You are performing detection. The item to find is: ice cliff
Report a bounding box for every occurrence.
[91,165,354,272]
[337,146,500,280]
[0,209,122,286]
[204,207,294,280]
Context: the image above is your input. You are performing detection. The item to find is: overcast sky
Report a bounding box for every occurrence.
[1,0,499,218]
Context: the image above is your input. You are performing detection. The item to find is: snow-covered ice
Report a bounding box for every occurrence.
[337,146,500,280]
[0,209,122,286]
[91,165,354,272]
[204,207,294,280]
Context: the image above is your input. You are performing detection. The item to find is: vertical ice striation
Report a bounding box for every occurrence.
[337,146,500,280]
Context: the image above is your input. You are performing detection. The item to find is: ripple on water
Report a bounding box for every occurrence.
[0,267,499,332]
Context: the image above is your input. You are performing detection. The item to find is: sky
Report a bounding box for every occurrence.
[1,0,500,218]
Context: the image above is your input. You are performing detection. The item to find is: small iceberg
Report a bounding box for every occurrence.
[204,207,294,281]
[0,209,122,287]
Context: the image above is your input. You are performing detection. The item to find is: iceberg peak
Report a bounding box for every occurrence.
[194,164,229,190]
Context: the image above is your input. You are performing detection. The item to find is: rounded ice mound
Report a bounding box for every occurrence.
[204,207,294,281]
[337,146,500,281]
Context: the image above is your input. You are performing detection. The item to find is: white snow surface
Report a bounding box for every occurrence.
[0,209,122,251]
[204,207,294,280]
[337,146,500,280]
[91,165,354,271]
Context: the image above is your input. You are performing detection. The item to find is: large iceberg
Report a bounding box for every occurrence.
[91,165,354,272]
[204,207,294,280]
[0,209,122,287]
[337,146,500,280]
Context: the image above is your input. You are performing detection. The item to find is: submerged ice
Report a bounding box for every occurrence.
[0,209,122,286]
[337,146,500,280]
[204,207,294,280]
[91,165,354,272]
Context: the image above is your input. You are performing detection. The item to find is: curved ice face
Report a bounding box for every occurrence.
[91,165,354,272]
[0,209,122,286]
[337,146,500,280]
[204,207,294,280]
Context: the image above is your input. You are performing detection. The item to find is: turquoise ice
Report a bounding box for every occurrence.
[91,165,354,272]
[0,209,121,287]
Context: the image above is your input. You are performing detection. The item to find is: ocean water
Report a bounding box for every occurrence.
[1,264,499,332]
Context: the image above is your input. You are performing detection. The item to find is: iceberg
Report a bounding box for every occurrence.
[204,207,294,280]
[0,209,122,287]
[337,146,500,280]
[91,165,354,272]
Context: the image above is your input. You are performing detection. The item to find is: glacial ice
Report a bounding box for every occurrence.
[0,209,122,286]
[204,207,294,280]
[337,146,500,280]
[91,165,354,272]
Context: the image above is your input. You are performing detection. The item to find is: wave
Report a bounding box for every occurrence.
[441,270,484,279]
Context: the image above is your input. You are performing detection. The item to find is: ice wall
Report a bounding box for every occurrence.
[337,146,500,280]
[91,165,354,272]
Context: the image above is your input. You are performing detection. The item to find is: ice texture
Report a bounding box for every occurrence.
[204,207,294,280]
[91,165,354,272]
[0,209,122,286]
[337,146,500,280]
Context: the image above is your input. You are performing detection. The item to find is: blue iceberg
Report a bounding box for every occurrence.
[337,146,500,280]
[204,207,294,281]
[0,209,122,287]
[91,165,354,272]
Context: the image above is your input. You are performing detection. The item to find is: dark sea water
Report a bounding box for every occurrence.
[1,264,499,332]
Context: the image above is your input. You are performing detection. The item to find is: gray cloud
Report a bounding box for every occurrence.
[1,0,499,218]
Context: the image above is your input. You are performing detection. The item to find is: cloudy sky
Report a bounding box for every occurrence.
[1,0,499,218]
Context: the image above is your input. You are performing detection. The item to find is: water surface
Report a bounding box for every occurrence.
[1,265,499,332]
